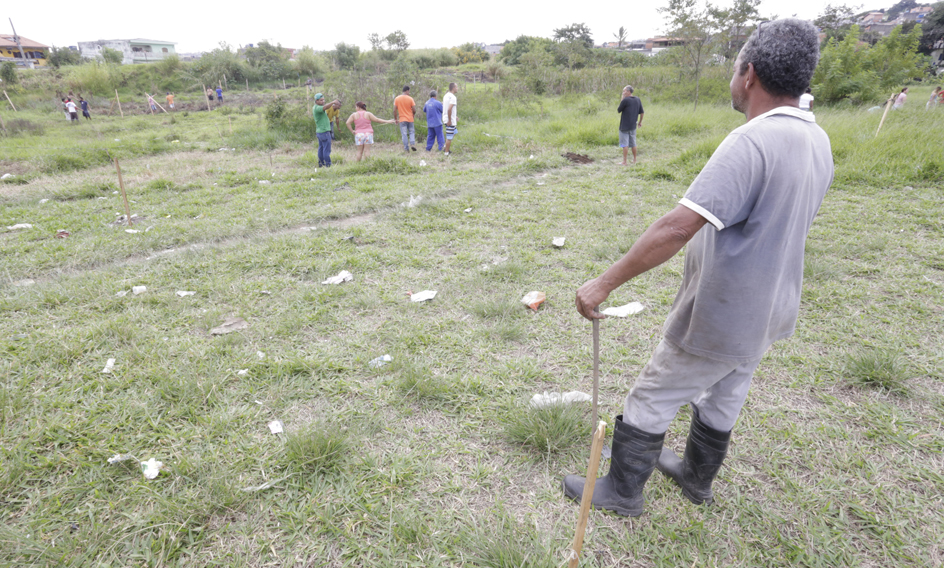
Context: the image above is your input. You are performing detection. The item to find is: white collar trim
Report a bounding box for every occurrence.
[750,105,815,124]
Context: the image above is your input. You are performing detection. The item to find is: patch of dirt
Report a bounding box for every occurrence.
[562,152,594,164]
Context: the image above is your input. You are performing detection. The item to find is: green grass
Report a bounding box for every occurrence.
[1,84,943,567]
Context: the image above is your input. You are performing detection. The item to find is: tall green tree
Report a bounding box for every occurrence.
[918,1,944,54]
[814,3,863,43]
[709,0,762,60]
[499,36,554,65]
[553,23,594,48]
[660,0,718,110]
[613,26,628,48]
[244,40,291,79]
[332,43,361,70]
[47,45,82,68]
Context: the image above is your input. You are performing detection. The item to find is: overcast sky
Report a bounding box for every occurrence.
[8,0,879,54]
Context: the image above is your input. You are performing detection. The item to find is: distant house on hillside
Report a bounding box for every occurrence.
[483,44,503,55]
[78,39,177,64]
[0,35,49,67]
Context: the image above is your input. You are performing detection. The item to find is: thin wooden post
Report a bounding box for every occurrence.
[282,78,286,90]
[115,89,123,117]
[114,159,132,227]
[875,94,895,137]
[246,78,249,91]
[202,84,211,111]
[223,74,227,89]
[228,116,233,134]
[144,93,169,114]
[3,90,17,112]
[567,421,607,568]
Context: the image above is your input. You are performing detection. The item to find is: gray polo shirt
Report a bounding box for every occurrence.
[664,107,834,362]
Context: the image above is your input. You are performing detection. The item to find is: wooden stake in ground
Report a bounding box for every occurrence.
[246,78,249,91]
[115,90,123,118]
[567,420,607,568]
[228,116,233,135]
[3,90,17,112]
[202,84,212,112]
[114,159,132,227]
[592,318,600,429]
[875,94,895,137]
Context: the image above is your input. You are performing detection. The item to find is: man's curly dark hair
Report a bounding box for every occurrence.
[738,18,820,98]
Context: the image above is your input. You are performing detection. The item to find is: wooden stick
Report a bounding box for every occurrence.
[282,78,286,90]
[875,94,895,137]
[115,89,123,117]
[114,159,132,227]
[228,116,233,135]
[3,90,17,112]
[144,93,169,114]
[592,318,600,429]
[568,421,607,568]
[246,78,249,91]
[202,84,211,111]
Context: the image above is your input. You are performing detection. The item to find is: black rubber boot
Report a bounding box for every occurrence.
[562,415,665,517]
[656,405,731,505]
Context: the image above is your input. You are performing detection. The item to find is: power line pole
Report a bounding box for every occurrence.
[8,19,34,70]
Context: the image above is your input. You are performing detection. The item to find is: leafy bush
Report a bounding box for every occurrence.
[154,54,180,77]
[1,62,18,86]
[452,43,490,64]
[65,62,121,95]
[101,47,123,65]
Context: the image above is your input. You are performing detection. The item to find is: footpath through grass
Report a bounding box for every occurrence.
[1,92,943,567]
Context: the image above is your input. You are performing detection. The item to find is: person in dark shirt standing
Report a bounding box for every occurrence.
[79,97,91,121]
[617,85,644,165]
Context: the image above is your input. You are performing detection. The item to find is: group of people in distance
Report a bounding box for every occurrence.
[310,83,459,167]
[61,96,91,123]
[927,86,944,109]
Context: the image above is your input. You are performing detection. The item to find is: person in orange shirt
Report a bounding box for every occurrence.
[393,85,417,152]
[166,92,175,110]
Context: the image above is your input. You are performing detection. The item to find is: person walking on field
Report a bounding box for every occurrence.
[166,92,175,110]
[216,86,224,105]
[394,85,417,152]
[927,87,940,110]
[443,83,458,156]
[65,99,79,123]
[313,93,341,167]
[892,87,907,109]
[79,97,92,121]
[206,87,215,102]
[799,87,813,111]
[345,101,396,162]
[424,90,444,152]
[617,85,644,165]
[563,18,833,518]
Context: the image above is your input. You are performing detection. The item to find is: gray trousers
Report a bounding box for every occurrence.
[623,339,763,434]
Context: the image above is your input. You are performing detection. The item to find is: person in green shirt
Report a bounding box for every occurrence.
[313,93,341,167]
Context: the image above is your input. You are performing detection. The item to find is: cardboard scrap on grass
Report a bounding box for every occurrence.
[210,317,249,335]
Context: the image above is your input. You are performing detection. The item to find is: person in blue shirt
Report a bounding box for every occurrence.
[216,86,223,104]
[423,90,444,152]
[79,97,91,121]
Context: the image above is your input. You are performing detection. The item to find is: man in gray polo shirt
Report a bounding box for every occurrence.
[563,18,834,517]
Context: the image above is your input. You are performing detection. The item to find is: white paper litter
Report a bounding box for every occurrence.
[7,223,32,230]
[39,199,49,204]
[115,290,128,297]
[407,195,423,207]
[322,270,353,285]
[1,173,14,179]
[257,351,265,359]
[530,391,593,408]
[132,286,147,295]
[125,229,139,234]
[529,155,534,159]
[601,302,645,318]
[410,290,437,302]
[259,180,270,185]
[552,237,566,248]
[101,358,116,373]
[369,354,393,368]
[237,369,248,376]
[141,458,164,480]
[107,453,133,464]
[419,160,427,167]
[267,420,284,434]
[175,291,196,297]
[464,208,472,213]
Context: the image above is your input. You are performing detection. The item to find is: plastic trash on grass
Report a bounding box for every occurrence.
[521,291,546,311]
[267,420,284,434]
[410,290,437,302]
[7,223,32,231]
[369,354,393,368]
[209,317,249,335]
[141,458,164,480]
[102,358,116,373]
[530,391,593,408]
[132,286,147,295]
[175,291,196,297]
[552,237,565,248]
[602,302,644,318]
[322,270,353,285]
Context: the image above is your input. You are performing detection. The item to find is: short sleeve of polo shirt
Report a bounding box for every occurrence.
[678,130,764,231]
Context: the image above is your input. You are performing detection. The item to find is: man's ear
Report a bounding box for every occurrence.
[744,62,756,90]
